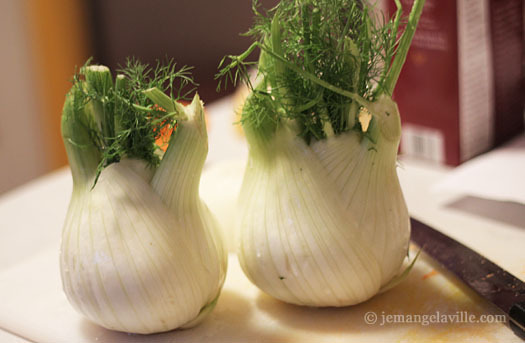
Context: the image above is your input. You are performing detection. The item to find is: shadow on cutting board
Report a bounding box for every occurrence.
[255,253,510,342]
[79,289,292,342]
[76,252,516,342]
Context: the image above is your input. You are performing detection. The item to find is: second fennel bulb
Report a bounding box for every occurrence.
[217,0,425,306]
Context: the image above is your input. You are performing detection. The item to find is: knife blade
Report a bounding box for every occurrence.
[410,217,525,338]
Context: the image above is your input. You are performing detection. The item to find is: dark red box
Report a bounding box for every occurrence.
[388,0,524,165]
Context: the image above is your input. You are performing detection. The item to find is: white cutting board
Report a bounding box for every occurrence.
[0,159,523,342]
[0,246,518,343]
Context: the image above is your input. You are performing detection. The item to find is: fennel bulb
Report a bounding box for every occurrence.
[312,96,410,286]
[238,125,382,305]
[218,0,425,306]
[60,61,226,334]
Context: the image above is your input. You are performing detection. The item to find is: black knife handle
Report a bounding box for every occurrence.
[509,301,525,340]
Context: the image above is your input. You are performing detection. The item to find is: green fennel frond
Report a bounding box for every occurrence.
[217,0,425,143]
[66,57,197,186]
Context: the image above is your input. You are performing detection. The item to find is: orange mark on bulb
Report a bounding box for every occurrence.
[151,99,208,152]
[155,125,175,152]
[150,103,172,152]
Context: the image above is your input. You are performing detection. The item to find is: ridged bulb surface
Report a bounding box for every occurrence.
[237,128,382,306]
[237,96,409,306]
[61,96,226,334]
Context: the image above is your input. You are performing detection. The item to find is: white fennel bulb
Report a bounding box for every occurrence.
[312,95,409,286]
[238,126,382,306]
[218,0,425,306]
[60,62,226,334]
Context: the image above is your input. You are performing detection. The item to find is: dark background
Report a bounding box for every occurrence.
[87,0,279,102]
